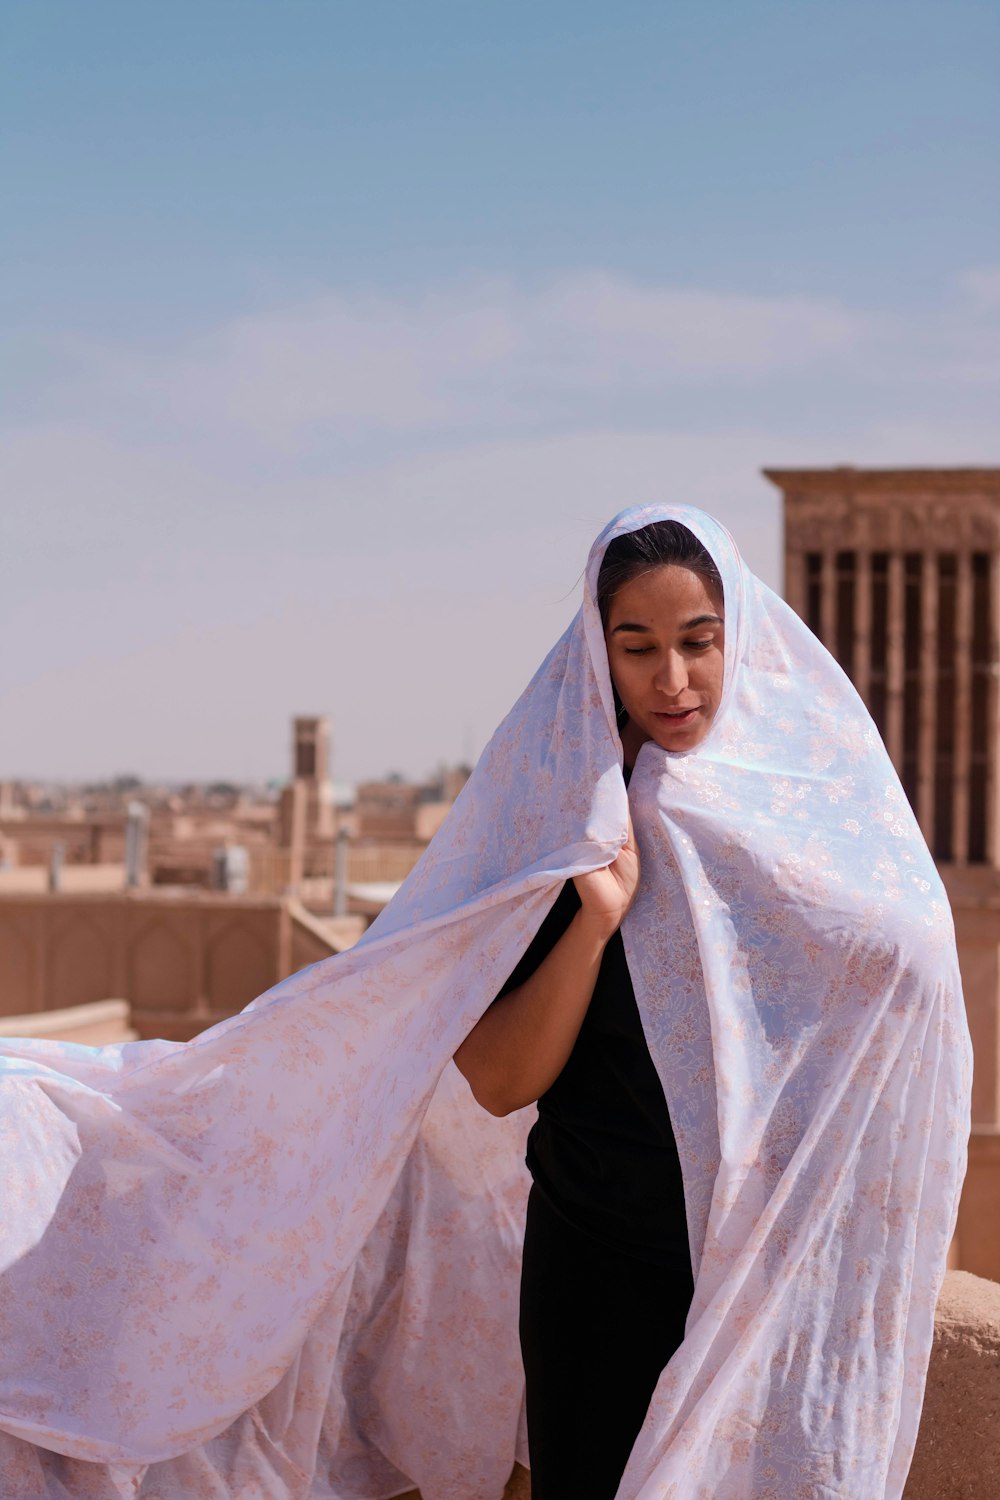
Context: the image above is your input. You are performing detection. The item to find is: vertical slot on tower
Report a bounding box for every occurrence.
[902,554,922,811]
[935,554,957,860]
[969,552,991,863]
[805,553,822,638]
[836,551,856,681]
[869,553,889,739]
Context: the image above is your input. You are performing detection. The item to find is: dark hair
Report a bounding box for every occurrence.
[597,520,723,630]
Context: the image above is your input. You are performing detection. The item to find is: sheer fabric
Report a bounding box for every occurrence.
[0,505,972,1498]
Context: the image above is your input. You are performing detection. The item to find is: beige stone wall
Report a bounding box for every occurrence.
[0,863,126,894]
[0,891,348,1042]
[286,901,364,972]
[944,869,1000,1280]
[0,815,126,866]
[0,998,136,1045]
[246,842,423,900]
[904,1270,1000,1498]
[957,1130,1000,1283]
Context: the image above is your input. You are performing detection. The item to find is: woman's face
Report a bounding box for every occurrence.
[604,563,725,758]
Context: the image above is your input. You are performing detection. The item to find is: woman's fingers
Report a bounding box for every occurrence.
[572,812,641,928]
[615,817,640,904]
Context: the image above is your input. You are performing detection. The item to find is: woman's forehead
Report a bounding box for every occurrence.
[606,564,725,620]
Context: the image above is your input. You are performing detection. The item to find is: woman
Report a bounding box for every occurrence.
[0,505,971,1499]
[455,519,724,1498]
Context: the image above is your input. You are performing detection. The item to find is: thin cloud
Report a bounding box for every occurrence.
[15,274,871,447]
[956,266,1000,313]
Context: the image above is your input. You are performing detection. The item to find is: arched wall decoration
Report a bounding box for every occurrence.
[204,921,275,1016]
[0,919,35,1015]
[128,920,194,1015]
[47,915,113,1011]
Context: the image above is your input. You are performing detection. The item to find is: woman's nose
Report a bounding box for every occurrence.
[654,651,688,697]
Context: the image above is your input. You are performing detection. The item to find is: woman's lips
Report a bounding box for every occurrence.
[652,707,699,725]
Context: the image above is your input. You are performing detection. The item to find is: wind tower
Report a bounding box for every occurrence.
[764,466,1000,1279]
[292,715,335,840]
[278,715,335,888]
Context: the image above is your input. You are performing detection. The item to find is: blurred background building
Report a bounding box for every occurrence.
[0,713,469,1043]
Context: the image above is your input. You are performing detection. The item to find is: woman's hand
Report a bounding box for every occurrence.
[454,817,640,1118]
[572,815,639,936]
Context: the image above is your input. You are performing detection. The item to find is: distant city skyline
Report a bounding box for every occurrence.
[3,1,998,782]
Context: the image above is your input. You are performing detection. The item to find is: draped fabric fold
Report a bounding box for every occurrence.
[0,505,971,1499]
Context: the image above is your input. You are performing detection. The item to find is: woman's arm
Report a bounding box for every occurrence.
[453,821,639,1117]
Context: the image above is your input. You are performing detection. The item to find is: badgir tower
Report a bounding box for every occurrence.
[765,466,1000,1279]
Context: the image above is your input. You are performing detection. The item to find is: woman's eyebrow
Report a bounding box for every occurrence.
[610,613,723,635]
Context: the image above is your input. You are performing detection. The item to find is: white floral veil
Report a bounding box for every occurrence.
[0,505,971,1499]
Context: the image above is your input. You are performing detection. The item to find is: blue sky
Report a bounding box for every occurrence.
[3,1,998,781]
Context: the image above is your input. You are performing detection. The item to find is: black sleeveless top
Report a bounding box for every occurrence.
[495,778,689,1264]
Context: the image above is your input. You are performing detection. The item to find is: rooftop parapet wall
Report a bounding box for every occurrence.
[0,998,136,1045]
[400,1272,1000,1500]
[0,890,351,1042]
[904,1269,1000,1498]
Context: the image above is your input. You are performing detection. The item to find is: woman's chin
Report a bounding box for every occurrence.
[621,713,711,759]
[645,713,710,752]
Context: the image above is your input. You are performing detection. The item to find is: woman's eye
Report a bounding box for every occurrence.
[686,639,713,650]
[623,646,653,656]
